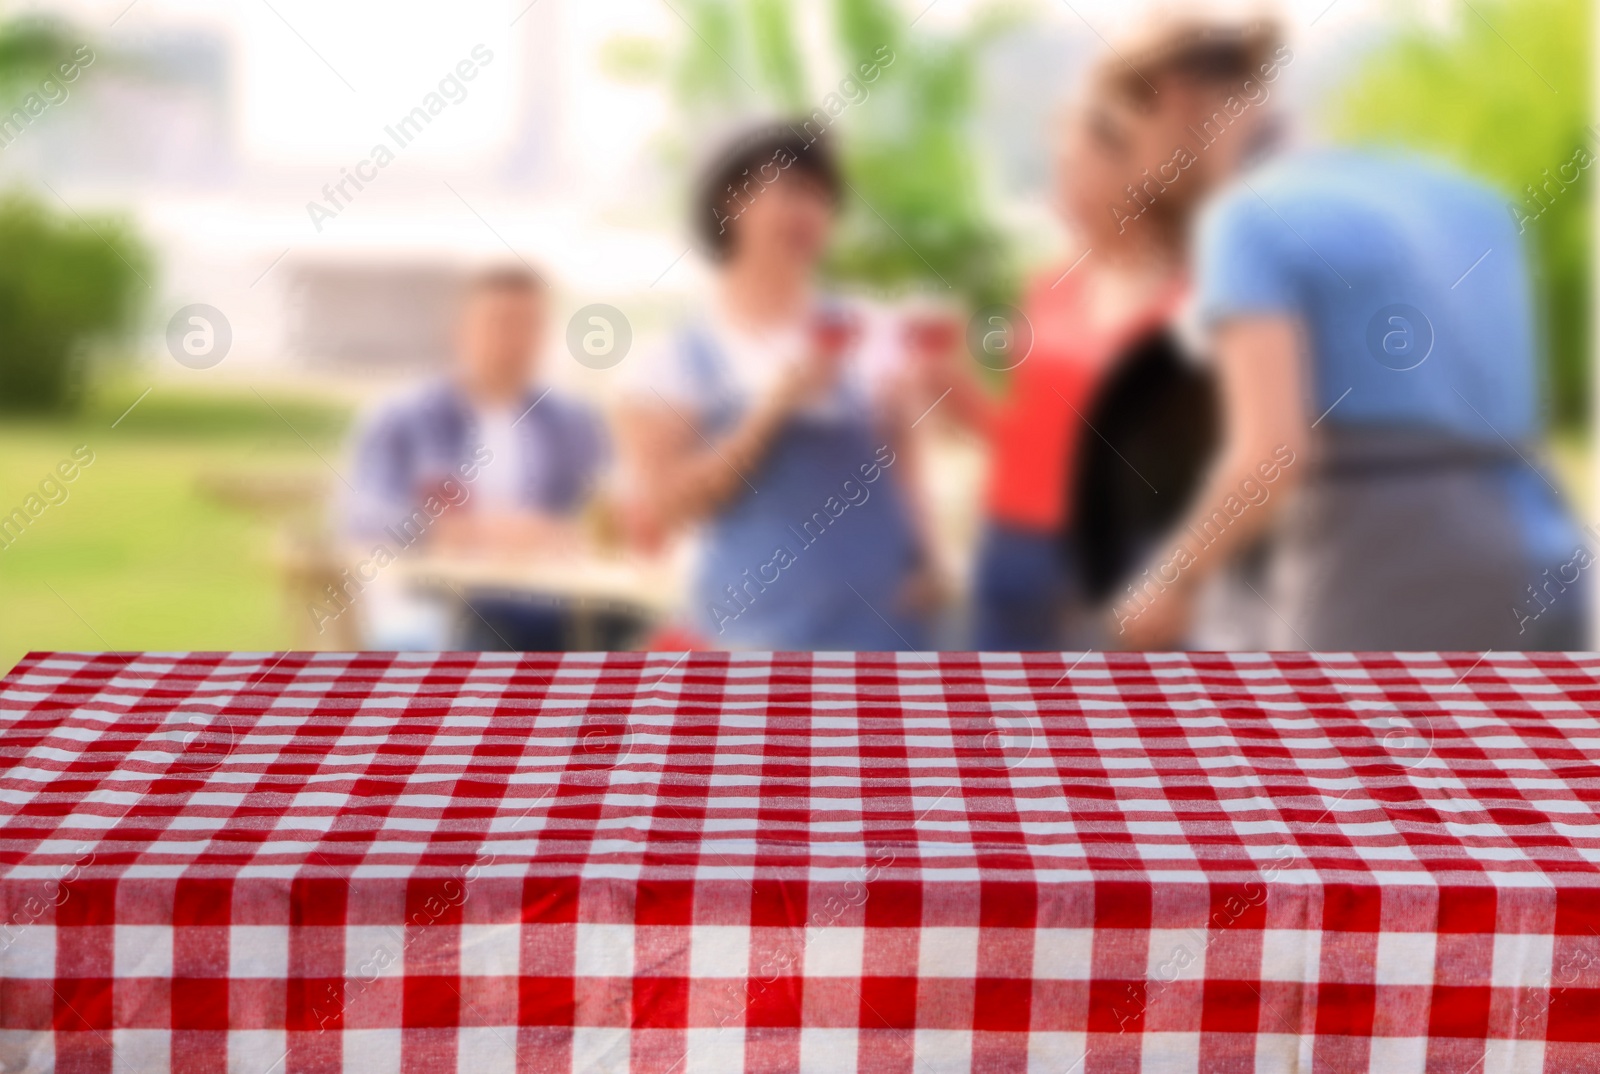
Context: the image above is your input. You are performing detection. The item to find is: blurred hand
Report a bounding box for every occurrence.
[430,508,478,552]
[902,312,963,372]
[499,513,581,556]
[619,494,669,556]
[766,346,844,416]
[899,307,991,434]
[434,511,582,558]
[1110,579,1195,650]
[895,560,950,620]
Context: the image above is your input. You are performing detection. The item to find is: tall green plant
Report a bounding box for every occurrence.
[618,0,1018,306]
[1327,0,1590,427]
[824,0,1017,306]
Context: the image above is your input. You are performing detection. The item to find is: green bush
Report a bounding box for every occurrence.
[0,191,151,413]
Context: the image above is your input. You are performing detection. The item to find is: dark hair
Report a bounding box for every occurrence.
[467,264,547,296]
[693,122,842,261]
[1100,17,1284,107]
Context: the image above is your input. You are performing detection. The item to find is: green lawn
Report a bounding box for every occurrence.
[0,382,352,675]
[1,381,1592,676]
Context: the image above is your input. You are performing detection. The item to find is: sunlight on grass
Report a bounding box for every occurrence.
[0,382,352,673]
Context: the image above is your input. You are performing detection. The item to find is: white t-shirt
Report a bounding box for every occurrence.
[469,405,525,513]
[626,295,907,422]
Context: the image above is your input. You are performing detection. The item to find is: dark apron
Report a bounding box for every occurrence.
[1259,425,1581,651]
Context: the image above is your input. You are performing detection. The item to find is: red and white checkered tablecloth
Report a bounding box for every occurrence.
[2,650,1599,1074]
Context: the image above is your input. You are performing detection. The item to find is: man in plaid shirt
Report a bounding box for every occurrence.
[340,266,612,650]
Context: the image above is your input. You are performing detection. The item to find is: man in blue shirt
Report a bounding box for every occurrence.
[1095,15,1586,650]
[342,266,614,649]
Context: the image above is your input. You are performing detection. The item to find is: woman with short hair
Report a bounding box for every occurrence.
[619,124,939,651]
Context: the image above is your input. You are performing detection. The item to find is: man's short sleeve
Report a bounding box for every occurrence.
[1195,186,1303,327]
[341,400,416,540]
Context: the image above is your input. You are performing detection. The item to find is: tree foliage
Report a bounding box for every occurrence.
[0,14,81,101]
[637,0,1018,306]
[1327,0,1590,427]
[0,191,151,412]
[0,10,151,413]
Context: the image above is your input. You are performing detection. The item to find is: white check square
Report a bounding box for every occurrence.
[918,927,978,978]
[1493,932,1554,988]
[230,925,290,979]
[460,923,522,977]
[1482,1037,1545,1074]
[1141,1033,1199,1074]
[1259,928,1319,982]
[228,1029,287,1074]
[344,925,403,981]
[0,1030,52,1074]
[1147,929,1206,983]
[803,926,864,977]
[1027,1032,1089,1073]
[1032,929,1095,980]
[799,1028,857,1073]
[684,1026,745,1074]
[341,1028,401,1074]
[913,1030,972,1074]
[1374,932,1436,986]
[575,923,635,977]
[113,925,172,978]
[1253,1033,1306,1073]
[0,923,55,979]
[1368,1036,1428,1071]
[111,1029,168,1073]
[689,925,750,978]
[456,1027,518,1074]
[573,1026,631,1074]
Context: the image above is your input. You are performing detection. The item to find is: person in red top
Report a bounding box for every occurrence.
[926,76,1186,649]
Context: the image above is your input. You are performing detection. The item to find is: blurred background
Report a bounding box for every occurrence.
[0,0,1590,664]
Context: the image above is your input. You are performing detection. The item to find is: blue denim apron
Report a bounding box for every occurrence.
[678,323,927,650]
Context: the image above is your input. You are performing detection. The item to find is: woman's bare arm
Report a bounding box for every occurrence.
[618,355,837,535]
[1113,314,1311,646]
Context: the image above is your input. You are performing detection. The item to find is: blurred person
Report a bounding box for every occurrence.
[618,124,940,651]
[1093,13,1586,651]
[343,266,615,650]
[919,85,1189,650]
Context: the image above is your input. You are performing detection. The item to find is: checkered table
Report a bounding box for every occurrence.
[2,651,1599,1073]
